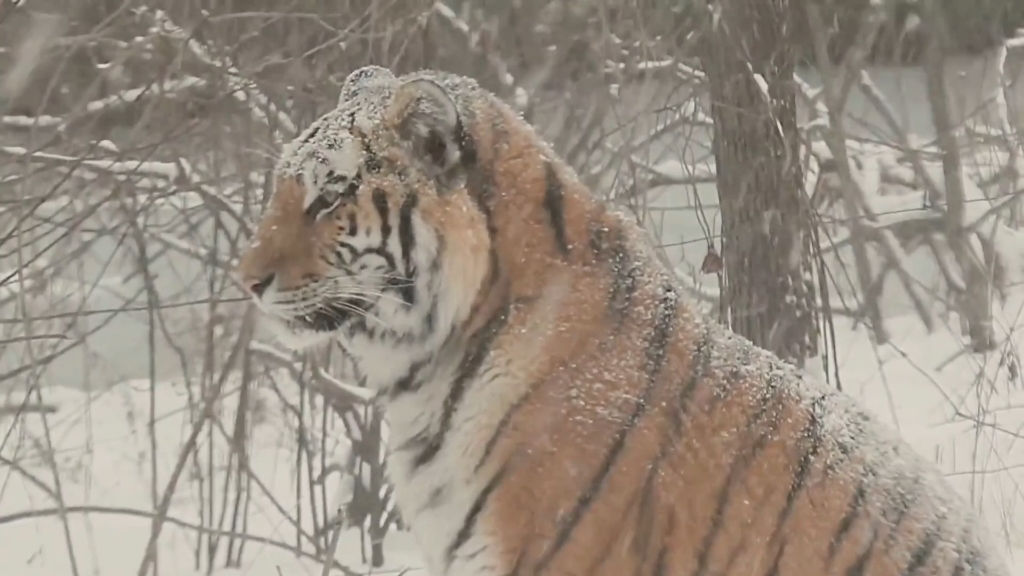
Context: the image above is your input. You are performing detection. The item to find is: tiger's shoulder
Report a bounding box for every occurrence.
[382,70,1013,576]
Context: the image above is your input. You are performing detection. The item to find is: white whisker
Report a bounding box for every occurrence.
[330,288,408,307]
[331,272,419,289]
[329,269,418,284]
[328,301,390,330]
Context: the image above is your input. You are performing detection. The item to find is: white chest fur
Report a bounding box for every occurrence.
[381,358,523,576]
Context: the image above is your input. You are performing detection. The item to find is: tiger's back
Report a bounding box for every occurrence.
[235,66,1011,576]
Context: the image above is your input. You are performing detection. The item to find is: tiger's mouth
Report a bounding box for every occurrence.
[294,297,374,333]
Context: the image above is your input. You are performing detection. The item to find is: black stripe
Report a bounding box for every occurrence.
[423,486,447,510]
[691,431,771,576]
[591,221,641,326]
[354,246,396,270]
[632,309,716,564]
[309,168,360,221]
[628,326,714,569]
[372,188,392,245]
[335,242,358,264]
[643,284,678,381]
[692,465,737,576]
[847,530,878,576]
[534,284,678,575]
[672,325,715,434]
[324,171,347,186]
[829,410,870,474]
[631,322,708,556]
[772,392,826,541]
[411,301,511,470]
[699,346,755,418]
[454,109,501,215]
[632,456,661,558]
[461,114,501,292]
[828,476,868,562]
[305,194,334,219]
[719,539,747,576]
[588,217,607,255]
[398,192,418,271]
[692,374,785,576]
[764,539,786,576]
[418,274,440,338]
[712,341,754,410]
[473,387,533,473]
[346,171,363,197]
[455,117,478,167]
[446,463,508,567]
[655,514,676,576]
[543,161,570,256]
[395,426,430,454]
[397,192,419,305]
[455,114,485,210]
[385,274,414,305]
[374,246,398,269]
[346,212,358,236]
[586,469,660,575]
[609,238,640,324]
[653,546,668,576]
[362,140,383,173]
[589,457,674,576]
[882,466,924,552]
[389,357,430,398]
[905,528,939,575]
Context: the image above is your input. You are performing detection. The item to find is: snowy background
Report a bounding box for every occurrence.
[3,1,1024,575]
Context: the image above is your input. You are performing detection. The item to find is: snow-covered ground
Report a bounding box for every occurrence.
[3,295,1024,575]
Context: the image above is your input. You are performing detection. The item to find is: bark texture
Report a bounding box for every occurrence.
[699,0,819,366]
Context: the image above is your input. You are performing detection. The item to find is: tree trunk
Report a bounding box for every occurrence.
[699,0,819,366]
[923,0,996,352]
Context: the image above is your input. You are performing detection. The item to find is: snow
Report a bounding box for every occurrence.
[0,375,421,576]
[2,296,1024,575]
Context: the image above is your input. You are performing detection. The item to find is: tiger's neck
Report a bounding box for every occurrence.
[370,270,570,557]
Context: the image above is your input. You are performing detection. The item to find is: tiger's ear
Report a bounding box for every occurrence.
[385,78,466,185]
[338,65,394,105]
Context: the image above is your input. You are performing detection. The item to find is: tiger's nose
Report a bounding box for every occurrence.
[245,273,275,298]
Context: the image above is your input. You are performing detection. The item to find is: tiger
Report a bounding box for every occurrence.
[234,65,1011,576]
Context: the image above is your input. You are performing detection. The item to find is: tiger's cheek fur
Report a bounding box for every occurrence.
[415,189,494,334]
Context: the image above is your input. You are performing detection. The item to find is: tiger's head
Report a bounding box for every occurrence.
[235,66,496,357]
